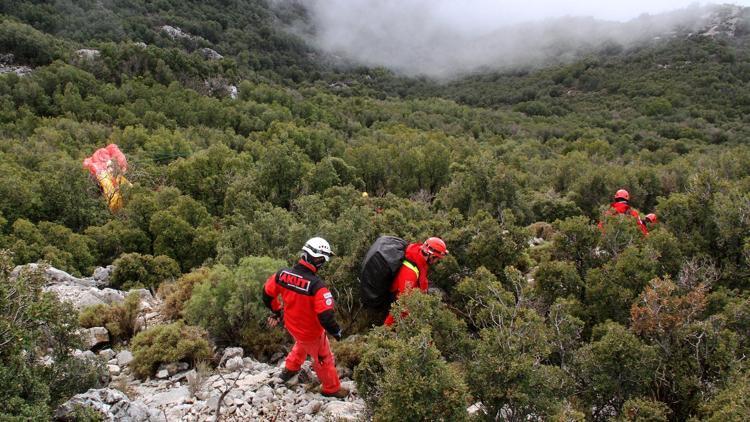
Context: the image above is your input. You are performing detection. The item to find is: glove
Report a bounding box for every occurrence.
[267,310,283,328]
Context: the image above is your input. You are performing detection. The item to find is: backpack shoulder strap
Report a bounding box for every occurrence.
[402,259,420,277]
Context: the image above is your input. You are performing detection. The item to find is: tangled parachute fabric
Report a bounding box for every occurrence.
[83,144,130,212]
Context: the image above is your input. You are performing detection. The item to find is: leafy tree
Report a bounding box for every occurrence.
[572,322,659,421]
[388,290,472,362]
[698,369,750,421]
[534,260,584,307]
[184,256,288,358]
[85,220,150,263]
[551,216,602,277]
[618,398,671,422]
[0,252,105,419]
[110,252,181,290]
[354,328,469,422]
[584,246,660,327]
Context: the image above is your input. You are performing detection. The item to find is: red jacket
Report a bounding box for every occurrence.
[263,260,341,341]
[390,243,429,296]
[385,243,429,326]
[598,201,648,235]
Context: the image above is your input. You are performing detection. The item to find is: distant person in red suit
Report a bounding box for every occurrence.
[598,189,649,235]
[384,237,448,326]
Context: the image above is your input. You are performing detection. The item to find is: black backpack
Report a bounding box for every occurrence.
[359,236,408,308]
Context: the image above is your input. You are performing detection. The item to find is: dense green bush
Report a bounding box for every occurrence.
[534,260,584,307]
[699,369,750,421]
[158,267,210,321]
[184,256,288,358]
[1,219,96,276]
[455,267,575,419]
[388,290,472,362]
[78,292,140,342]
[110,252,181,290]
[0,20,70,66]
[130,322,212,379]
[0,251,105,419]
[572,322,659,420]
[354,328,469,421]
[619,398,671,421]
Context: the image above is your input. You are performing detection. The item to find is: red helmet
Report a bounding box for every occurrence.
[645,213,657,224]
[421,237,448,260]
[614,189,630,201]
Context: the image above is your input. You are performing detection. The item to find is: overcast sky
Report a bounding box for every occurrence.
[428,1,750,29]
[295,1,749,78]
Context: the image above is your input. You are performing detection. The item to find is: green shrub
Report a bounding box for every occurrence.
[552,216,603,277]
[468,327,570,420]
[641,97,673,116]
[0,251,104,418]
[388,290,472,362]
[529,193,583,223]
[4,219,96,276]
[110,252,181,290]
[699,369,750,421]
[572,322,659,420]
[103,292,141,341]
[158,267,210,321]
[130,322,213,379]
[619,398,671,421]
[534,260,584,307]
[184,256,288,358]
[584,246,659,327]
[331,336,366,371]
[599,213,647,258]
[354,328,469,421]
[85,220,150,263]
[528,221,556,240]
[0,20,69,66]
[78,304,110,329]
[454,266,517,329]
[78,292,140,343]
[67,404,105,422]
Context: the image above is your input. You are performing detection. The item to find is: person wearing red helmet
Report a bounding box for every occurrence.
[384,237,448,326]
[598,189,649,235]
[262,237,349,399]
[642,213,657,228]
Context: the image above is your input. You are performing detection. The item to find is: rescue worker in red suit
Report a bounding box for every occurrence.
[262,237,349,399]
[384,237,448,326]
[598,189,649,235]
[643,213,657,228]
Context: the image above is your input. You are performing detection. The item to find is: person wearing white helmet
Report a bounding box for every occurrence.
[262,237,349,399]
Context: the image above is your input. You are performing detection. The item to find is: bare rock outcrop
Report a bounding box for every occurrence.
[55,388,155,421]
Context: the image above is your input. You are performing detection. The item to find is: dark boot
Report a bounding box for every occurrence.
[279,368,299,383]
[321,387,350,399]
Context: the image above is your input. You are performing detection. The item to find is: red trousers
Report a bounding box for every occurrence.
[284,332,340,394]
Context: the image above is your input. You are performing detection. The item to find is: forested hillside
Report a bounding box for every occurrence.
[1,1,750,420]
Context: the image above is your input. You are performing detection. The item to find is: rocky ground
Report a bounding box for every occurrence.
[57,349,363,421]
[18,264,366,421]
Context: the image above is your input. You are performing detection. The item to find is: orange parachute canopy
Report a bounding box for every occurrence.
[83,144,130,212]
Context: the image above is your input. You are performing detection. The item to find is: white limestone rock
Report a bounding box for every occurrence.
[117,350,134,366]
[75,49,101,61]
[222,347,243,363]
[225,356,243,371]
[82,327,110,349]
[320,401,366,421]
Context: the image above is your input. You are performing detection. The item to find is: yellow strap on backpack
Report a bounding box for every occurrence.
[402,260,419,277]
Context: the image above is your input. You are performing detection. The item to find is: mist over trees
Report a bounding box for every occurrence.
[1,0,750,420]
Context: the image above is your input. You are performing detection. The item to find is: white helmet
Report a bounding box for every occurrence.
[302,237,334,262]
